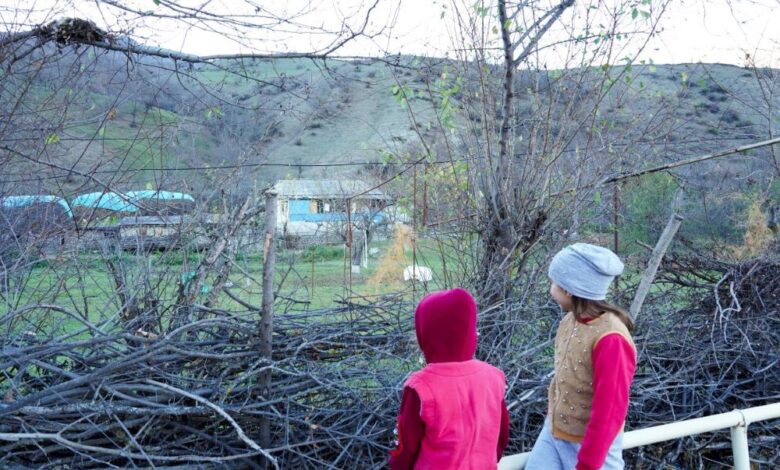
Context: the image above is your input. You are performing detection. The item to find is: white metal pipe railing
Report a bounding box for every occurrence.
[498,402,780,470]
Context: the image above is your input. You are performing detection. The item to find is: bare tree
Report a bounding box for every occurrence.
[382,0,673,304]
[0,1,395,467]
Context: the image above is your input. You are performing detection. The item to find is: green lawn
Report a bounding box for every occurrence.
[1,236,459,336]
[2,230,695,338]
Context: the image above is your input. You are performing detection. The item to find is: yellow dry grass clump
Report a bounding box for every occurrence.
[366,224,414,292]
[730,199,774,259]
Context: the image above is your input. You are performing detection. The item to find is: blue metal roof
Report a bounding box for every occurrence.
[0,195,73,218]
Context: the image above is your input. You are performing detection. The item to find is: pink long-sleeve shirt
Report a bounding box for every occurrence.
[575,331,636,470]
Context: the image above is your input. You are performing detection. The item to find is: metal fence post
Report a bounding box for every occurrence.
[730,422,750,470]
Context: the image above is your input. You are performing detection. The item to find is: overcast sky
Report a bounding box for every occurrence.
[1,0,779,67]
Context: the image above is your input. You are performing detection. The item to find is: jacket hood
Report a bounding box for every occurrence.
[415,288,477,363]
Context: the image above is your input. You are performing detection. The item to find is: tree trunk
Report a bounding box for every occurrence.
[478,0,574,305]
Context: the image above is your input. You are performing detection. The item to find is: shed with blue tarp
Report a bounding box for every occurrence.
[125,191,196,215]
[71,192,137,226]
[71,192,137,213]
[0,195,73,254]
[72,190,196,224]
[1,195,73,218]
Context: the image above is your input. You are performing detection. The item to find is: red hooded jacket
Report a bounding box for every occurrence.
[389,288,510,469]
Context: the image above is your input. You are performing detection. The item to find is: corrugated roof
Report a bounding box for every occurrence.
[273,179,390,200]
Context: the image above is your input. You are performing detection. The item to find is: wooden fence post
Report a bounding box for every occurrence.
[630,207,684,319]
[260,190,277,462]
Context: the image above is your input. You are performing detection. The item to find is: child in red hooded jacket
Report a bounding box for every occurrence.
[389,288,510,469]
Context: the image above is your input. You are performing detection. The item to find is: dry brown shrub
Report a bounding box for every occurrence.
[366,224,414,292]
[730,198,773,259]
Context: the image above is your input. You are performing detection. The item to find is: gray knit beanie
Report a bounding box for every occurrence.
[548,243,624,300]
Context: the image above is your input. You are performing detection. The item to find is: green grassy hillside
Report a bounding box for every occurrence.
[2,46,778,201]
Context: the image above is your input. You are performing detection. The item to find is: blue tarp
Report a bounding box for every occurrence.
[71,192,137,213]
[0,195,73,218]
[71,191,195,213]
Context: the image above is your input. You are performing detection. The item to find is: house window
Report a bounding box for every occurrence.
[310,199,324,214]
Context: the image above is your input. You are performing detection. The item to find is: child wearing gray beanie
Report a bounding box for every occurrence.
[547,243,624,300]
[525,243,636,470]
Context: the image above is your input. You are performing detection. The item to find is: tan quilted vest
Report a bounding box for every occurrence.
[547,311,635,442]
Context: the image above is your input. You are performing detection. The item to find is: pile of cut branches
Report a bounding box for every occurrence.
[2,251,778,469]
[1,296,417,469]
[623,250,780,468]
